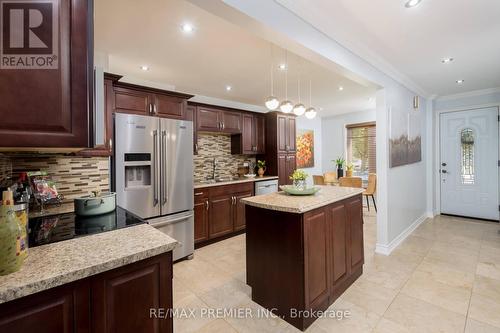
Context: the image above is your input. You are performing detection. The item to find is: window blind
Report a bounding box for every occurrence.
[346,122,376,175]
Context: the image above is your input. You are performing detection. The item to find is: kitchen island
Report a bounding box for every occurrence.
[242,186,365,331]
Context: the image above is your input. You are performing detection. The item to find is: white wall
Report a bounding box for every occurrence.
[321,110,376,174]
[200,0,430,254]
[296,116,322,187]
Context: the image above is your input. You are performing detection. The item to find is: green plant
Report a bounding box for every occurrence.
[346,163,354,171]
[290,169,308,181]
[257,160,266,169]
[333,156,345,168]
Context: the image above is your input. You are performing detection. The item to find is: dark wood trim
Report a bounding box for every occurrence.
[112,81,193,100]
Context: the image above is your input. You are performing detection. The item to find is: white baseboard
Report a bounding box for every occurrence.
[375,213,428,256]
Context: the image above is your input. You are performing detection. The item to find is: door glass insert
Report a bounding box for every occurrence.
[460,128,475,185]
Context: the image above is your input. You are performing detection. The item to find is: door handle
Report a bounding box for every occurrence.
[153,104,158,115]
[222,122,225,130]
[152,130,158,206]
[441,162,447,167]
[149,103,153,115]
[205,200,209,210]
[194,192,204,196]
[441,169,448,174]
[162,130,168,205]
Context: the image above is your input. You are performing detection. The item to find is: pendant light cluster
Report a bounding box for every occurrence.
[265,47,317,119]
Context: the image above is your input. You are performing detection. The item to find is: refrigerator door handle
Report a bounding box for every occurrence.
[152,130,158,206]
[162,130,168,205]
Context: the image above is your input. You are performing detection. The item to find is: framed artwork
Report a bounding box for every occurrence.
[296,129,315,168]
[389,107,422,168]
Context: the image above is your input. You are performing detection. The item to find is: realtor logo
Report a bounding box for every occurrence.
[0,0,58,69]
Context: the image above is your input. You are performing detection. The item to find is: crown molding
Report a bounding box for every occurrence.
[435,87,500,101]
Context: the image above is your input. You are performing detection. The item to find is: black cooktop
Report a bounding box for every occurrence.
[28,206,145,248]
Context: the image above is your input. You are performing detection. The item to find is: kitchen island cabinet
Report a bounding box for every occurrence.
[242,186,365,331]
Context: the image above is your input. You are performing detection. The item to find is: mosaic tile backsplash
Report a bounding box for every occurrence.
[1,154,110,204]
[193,134,256,183]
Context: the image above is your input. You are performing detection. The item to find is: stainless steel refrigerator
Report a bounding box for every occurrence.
[114,113,194,261]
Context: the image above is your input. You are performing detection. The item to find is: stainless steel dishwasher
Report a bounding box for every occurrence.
[255,179,279,195]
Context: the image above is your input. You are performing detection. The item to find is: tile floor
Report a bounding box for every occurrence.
[173,209,500,333]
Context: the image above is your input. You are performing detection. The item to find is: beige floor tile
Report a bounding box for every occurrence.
[416,259,475,289]
[173,294,213,333]
[469,293,500,329]
[342,278,398,315]
[477,247,500,280]
[473,275,500,299]
[424,248,478,273]
[173,277,197,307]
[391,235,434,257]
[400,270,471,315]
[314,298,380,333]
[174,256,233,294]
[198,278,251,309]
[383,294,466,333]
[374,317,411,333]
[193,319,237,333]
[465,319,500,333]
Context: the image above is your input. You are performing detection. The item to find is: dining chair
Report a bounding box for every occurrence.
[313,175,325,185]
[339,177,362,188]
[323,172,337,184]
[363,173,377,212]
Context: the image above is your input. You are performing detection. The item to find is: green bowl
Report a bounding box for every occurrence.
[280,185,321,196]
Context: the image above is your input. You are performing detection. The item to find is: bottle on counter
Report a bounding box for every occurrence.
[0,190,26,275]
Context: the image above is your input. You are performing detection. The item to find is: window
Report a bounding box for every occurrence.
[346,122,376,177]
[460,128,475,185]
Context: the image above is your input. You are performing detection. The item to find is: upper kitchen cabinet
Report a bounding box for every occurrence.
[112,81,192,119]
[231,113,265,155]
[0,0,93,148]
[195,104,241,134]
[260,112,297,185]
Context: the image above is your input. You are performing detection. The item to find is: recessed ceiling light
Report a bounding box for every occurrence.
[441,57,454,64]
[456,79,465,84]
[278,63,287,70]
[181,23,194,33]
[405,0,422,8]
[338,86,344,91]
[140,65,150,71]
[225,85,232,91]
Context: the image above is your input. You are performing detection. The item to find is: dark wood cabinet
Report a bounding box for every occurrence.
[194,182,254,246]
[114,86,153,116]
[231,113,266,155]
[196,105,241,134]
[185,105,198,154]
[197,106,221,132]
[260,112,297,185]
[194,190,209,243]
[91,253,172,333]
[0,0,92,148]
[234,190,253,231]
[154,93,184,119]
[246,194,364,331]
[209,193,234,238]
[0,252,173,333]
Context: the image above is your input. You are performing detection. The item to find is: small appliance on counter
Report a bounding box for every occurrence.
[27,206,144,248]
[74,192,116,216]
[113,113,194,261]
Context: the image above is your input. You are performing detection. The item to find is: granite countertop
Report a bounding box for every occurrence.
[241,185,365,213]
[0,224,178,304]
[194,175,279,189]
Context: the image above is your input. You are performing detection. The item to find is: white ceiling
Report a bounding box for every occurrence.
[276,0,500,97]
[94,0,377,117]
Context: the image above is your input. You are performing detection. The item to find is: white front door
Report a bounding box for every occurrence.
[440,107,499,220]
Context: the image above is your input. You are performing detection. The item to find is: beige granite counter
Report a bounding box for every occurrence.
[194,176,279,189]
[241,185,365,213]
[0,224,178,304]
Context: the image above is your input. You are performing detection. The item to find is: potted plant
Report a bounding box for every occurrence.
[334,156,345,178]
[346,163,354,177]
[290,170,308,189]
[256,160,266,177]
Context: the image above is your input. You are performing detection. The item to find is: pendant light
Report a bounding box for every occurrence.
[305,78,317,119]
[265,45,279,110]
[293,68,306,116]
[279,50,293,113]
